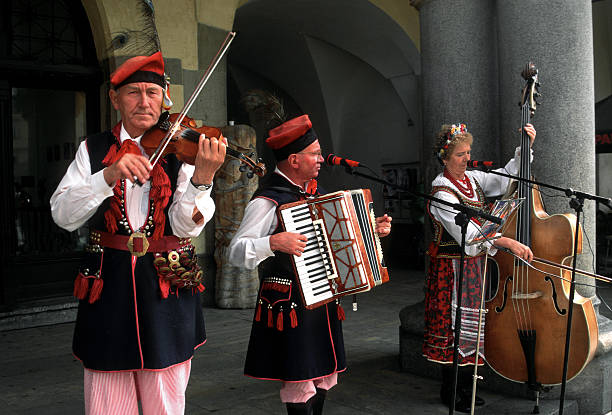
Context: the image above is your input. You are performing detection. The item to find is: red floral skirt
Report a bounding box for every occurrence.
[423,255,486,365]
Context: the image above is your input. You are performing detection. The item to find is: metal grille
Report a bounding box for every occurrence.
[9,0,83,65]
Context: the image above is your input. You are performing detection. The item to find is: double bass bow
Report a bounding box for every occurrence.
[484,63,598,406]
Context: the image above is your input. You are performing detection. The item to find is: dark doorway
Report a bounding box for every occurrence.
[0,0,102,310]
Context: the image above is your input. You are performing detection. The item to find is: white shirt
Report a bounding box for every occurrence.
[50,123,215,237]
[227,168,307,270]
[429,147,531,256]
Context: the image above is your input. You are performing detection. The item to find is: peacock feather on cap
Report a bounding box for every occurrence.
[240,89,287,131]
[108,0,161,55]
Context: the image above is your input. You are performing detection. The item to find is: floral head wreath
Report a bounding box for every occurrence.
[437,123,468,161]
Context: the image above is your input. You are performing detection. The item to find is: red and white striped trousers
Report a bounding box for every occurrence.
[280,373,338,403]
[83,360,191,415]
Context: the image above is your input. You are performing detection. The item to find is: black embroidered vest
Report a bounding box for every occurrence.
[427,179,486,259]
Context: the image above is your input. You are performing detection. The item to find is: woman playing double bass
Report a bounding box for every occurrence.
[423,122,535,412]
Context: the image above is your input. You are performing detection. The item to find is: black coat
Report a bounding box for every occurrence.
[71,129,206,371]
[243,172,347,381]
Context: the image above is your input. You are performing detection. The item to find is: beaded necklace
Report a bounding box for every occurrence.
[443,168,474,199]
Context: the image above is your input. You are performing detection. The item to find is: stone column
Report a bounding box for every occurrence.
[214,124,260,308]
[400,0,501,380]
[497,0,597,298]
[419,0,500,187]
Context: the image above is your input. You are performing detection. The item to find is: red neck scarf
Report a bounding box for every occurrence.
[101,135,171,240]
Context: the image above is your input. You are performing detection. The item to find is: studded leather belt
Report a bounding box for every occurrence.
[90,230,192,257]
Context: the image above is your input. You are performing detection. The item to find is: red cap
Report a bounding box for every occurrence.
[110,51,166,89]
[265,115,318,160]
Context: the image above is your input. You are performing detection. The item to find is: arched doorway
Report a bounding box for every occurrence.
[0,0,102,313]
[228,0,424,268]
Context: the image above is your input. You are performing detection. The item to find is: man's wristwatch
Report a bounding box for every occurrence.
[190,178,213,191]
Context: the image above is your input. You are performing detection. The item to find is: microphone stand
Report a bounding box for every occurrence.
[336,164,501,415]
[470,166,612,415]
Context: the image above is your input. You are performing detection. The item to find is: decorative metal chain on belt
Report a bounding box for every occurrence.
[153,245,203,289]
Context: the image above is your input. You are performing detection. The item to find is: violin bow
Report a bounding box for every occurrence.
[148,31,236,170]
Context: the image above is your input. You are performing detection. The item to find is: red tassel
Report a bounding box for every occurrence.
[276,308,284,331]
[290,307,298,328]
[267,306,273,328]
[101,140,142,234]
[88,277,103,304]
[104,189,123,234]
[73,273,89,300]
[337,303,346,321]
[150,164,171,240]
[104,209,118,234]
[197,283,205,293]
[159,277,170,299]
[255,302,262,322]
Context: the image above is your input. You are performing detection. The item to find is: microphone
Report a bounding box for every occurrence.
[467,160,494,169]
[325,154,361,168]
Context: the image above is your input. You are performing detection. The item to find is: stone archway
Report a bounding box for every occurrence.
[228,0,423,269]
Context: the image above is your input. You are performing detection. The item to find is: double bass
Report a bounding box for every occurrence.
[484,63,598,392]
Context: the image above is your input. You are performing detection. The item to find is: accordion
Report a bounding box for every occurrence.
[279,189,389,309]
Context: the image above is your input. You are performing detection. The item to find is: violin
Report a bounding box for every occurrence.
[135,32,265,180]
[141,111,266,178]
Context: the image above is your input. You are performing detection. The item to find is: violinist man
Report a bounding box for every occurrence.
[50,51,226,414]
[227,114,392,415]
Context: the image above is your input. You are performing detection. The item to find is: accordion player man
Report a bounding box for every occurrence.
[227,114,391,415]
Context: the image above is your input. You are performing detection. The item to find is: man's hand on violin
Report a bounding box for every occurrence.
[269,232,308,257]
[375,214,392,238]
[103,153,152,186]
[191,134,227,185]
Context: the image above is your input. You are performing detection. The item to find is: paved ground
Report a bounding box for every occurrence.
[1,266,604,414]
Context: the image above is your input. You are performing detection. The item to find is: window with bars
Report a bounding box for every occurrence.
[5,0,87,65]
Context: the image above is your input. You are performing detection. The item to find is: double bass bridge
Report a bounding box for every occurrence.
[511,291,543,300]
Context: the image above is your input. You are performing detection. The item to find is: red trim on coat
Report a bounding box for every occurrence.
[73,342,206,373]
[324,303,338,372]
[243,367,347,383]
[259,283,292,307]
[130,256,145,369]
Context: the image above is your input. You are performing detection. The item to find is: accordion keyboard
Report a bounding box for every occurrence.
[280,204,337,305]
